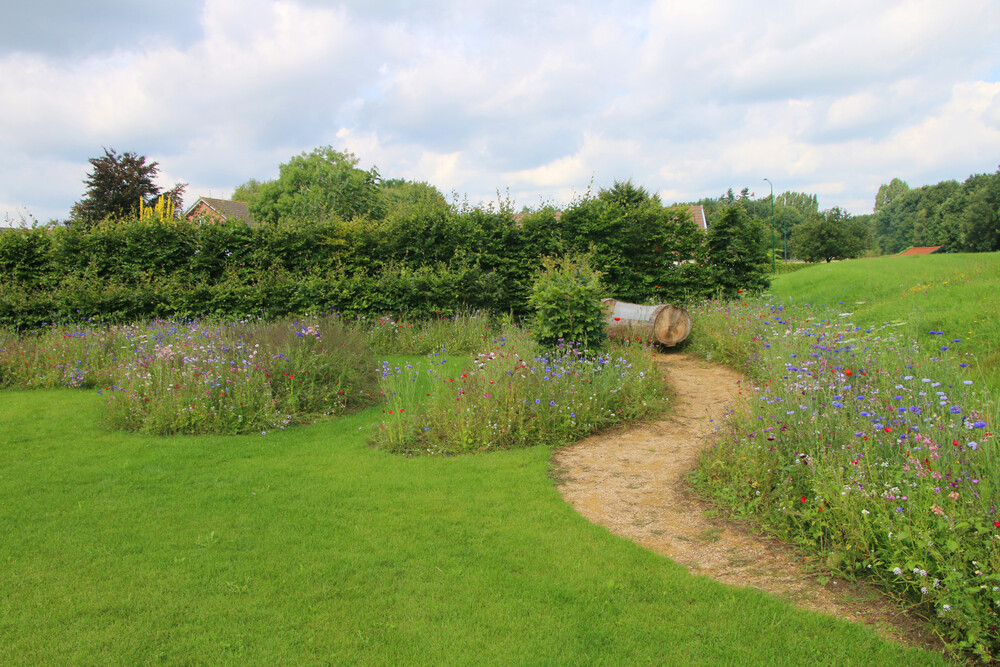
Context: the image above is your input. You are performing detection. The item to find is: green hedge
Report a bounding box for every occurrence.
[0,202,766,329]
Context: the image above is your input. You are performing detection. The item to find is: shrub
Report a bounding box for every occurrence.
[528,256,608,349]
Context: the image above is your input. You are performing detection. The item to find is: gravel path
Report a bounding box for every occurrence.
[552,351,940,651]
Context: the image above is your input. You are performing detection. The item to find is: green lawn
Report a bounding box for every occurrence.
[0,386,949,665]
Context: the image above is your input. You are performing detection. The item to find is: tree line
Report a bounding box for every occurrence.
[872,172,1000,254]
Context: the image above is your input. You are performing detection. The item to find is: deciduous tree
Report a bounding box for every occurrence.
[249,147,385,224]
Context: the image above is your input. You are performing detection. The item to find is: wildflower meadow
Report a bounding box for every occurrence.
[373,325,666,455]
[690,297,999,660]
[0,315,379,434]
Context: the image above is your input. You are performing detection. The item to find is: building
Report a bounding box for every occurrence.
[184,197,256,225]
[898,246,946,256]
[687,205,708,231]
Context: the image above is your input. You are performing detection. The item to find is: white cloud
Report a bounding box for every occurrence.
[1,0,999,220]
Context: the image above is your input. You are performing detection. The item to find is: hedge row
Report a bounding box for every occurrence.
[0,200,756,329]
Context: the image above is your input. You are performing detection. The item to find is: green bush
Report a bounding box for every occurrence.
[528,256,607,349]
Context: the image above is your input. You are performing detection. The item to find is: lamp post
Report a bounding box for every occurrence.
[764,178,774,273]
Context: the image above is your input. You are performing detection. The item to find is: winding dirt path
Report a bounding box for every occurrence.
[552,352,941,651]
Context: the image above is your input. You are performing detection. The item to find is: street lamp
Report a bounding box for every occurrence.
[764,178,774,273]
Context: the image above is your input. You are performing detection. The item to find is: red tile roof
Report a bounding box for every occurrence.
[687,205,708,231]
[898,246,945,256]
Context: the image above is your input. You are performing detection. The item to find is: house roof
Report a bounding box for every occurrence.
[687,205,708,231]
[898,246,945,256]
[185,197,255,224]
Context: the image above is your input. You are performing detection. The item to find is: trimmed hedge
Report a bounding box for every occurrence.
[0,202,765,329]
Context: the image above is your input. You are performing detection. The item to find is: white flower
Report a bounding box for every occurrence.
[892,567,903,576]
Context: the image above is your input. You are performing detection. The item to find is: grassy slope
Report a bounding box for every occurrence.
[0,387,947,665]
[767,252,1000,390]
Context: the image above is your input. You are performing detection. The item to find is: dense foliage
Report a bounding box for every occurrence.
[1,181,771,329]
[706,205,769,296]
[873,169,1000,253]
[789,207,871,262]
[528,255,608,349]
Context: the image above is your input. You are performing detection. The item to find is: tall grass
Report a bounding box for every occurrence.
[0,315,379,434]
[364,312,498,355]
[689,295,999,661]
[373,326,667,455]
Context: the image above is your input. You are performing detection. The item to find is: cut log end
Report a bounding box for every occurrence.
[603,298,692,347]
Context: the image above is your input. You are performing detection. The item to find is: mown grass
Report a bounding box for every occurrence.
[0,387,948,665]
[688,252,1000,661]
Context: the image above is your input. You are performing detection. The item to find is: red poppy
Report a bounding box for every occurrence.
[884,427,892,433]
[995,522,1000,528]
[800,496,807,503]
[845,370,853,376]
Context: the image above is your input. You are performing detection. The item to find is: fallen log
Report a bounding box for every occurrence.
[601,298,692,347]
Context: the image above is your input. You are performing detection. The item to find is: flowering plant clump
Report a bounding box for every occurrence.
[0,315,378,435]
[373,324,665,455]
[689,298,999,660]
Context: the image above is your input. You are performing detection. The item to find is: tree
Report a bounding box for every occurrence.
[231,178,264,203]
[381,179,450,217]
[249,146,385,224]
[70,148,186,225]
[874,178,910,212]
[961,169,1000,252]
[707,205,769,296]
[790,207,870,263]
[597,179,660,209]
[773,206,805,258]
[558,182,708,303]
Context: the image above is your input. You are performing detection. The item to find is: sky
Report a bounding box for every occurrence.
[2,0,999,225]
